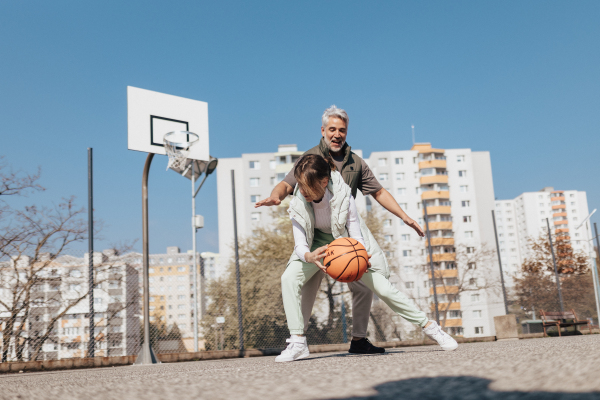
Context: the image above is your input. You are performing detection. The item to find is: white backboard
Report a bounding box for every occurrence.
[127,86,209,161]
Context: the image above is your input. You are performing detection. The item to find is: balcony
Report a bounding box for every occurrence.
[551,196,566,202]
[443,319,463,328]
[419,159,447,170]
[420,175,449,185]
[554,220,568,226]
[421,190,450,200]
[428,221,452,230]
[555,228,569,234]
[423,206,452,216]
[428,238,455,246]
[436,302,461,311]
[430,286,458,295]
[427,253,456,262]
[553,212,567,218]
[552,204,566,210]
[428,269,458,278]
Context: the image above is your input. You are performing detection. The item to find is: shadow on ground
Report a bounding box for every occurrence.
[330,376,600,399]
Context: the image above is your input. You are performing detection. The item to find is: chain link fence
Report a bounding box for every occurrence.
[1,245,598,364]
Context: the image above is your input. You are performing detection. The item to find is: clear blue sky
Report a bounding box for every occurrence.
[1,1,599,254]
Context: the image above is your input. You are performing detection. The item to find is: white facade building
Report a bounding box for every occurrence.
[216,142,504,339]
[364,143,504,338]
[495,187,595,286]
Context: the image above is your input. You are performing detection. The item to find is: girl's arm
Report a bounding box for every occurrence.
[346,194,366,247]
[292,220,328,271]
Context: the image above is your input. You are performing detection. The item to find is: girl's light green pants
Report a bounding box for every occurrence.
[282,229,428,335]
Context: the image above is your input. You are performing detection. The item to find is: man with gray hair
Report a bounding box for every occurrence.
[256,105,424,354]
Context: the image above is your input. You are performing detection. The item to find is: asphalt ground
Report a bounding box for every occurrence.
[1,335,599,400]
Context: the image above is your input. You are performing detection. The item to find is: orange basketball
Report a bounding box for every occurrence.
[323,238,369,282]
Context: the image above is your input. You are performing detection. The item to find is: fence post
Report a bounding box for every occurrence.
[231,170,244,351]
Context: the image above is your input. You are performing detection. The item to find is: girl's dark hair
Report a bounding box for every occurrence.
[294,154,336,200]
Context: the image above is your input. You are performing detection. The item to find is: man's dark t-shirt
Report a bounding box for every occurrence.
[282,151,383,197]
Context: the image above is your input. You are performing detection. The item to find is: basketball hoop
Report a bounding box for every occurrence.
[163,131,199,171]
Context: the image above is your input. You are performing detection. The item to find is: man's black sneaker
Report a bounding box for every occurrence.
[348,338,385,354]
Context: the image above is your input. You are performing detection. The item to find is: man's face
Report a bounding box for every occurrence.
[321,117,347,154]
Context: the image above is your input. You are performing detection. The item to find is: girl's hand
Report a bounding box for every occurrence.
[305,245,329,273]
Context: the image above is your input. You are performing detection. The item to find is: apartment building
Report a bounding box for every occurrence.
[0,251,139,361]
[495,187,594,286]
[364,143,504,338]
[148,246,203,352]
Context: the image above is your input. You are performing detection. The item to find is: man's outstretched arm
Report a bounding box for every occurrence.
[371,188,425,237]
[255,181,293,207]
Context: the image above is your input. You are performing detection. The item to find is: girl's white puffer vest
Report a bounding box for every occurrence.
[286,171,390,278]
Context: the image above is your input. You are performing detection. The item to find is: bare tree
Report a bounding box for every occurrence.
[514,233,595,321]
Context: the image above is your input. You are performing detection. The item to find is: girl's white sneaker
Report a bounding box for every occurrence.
[275,336,310,362]
[423,321,459,351]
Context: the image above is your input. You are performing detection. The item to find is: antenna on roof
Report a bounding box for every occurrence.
[411,125,415,144]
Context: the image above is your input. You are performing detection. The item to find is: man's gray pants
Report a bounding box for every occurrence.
[301,272,372,338]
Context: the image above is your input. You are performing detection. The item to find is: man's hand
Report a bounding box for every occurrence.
[255,181,293,208]
[254,196,281,208]
[305,245,329,273]
[405,218,425,237]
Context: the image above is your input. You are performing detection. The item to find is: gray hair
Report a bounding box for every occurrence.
[321,105,349,128]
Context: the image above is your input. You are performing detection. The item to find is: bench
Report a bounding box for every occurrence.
[539,309,592,337]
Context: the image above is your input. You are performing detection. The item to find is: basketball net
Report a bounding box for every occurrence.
[163,131,199,171]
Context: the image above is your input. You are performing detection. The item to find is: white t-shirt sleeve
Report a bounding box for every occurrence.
[292,219,310,262]
[346,195,366,247]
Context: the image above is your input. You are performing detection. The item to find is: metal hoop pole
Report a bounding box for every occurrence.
[136,153,159,365]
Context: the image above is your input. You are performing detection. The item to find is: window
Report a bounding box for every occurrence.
[251,212,261,222]
[405,282,414,289]
[178,295,186,300]
[177,266,185,272]
[413,157,417,164]
[468,262,476,269]
[178,314,185,319]
[458,170,467,177]
[249,178,260,187]
[395,158,403,165]
[379,173,388,181]
[462,201,470,207]
[460,185,468,193]
[178,304,185,309]
[178,285,185,291]
[177,276,186,281]
[249,161,260,170]
[94,298,102,305]
[383,219,392,227]
[469,278,476,285]
[474,327,484,334]
[250,195,260,203]
[403,250,411,257]
[69,284,81,291]
[397,188,406,195]
[384,235,394,242]
[465,231,473,238]
[448,310,462,319]
[467,247,475,253]
[539,203,544,207]
[414,172,419,178]
[378,158,387,166]
[473,310,482,318]
[276,173,286,181]
[416,187,421,194]
[269,160,276,169]
[463,216,471,223]
[471,294,480,302]
[69,269,82,278]
[571,209,577,214]
[399,203,408,209]
[401,234,410,241]
[457,155,465,162]
[396,172,404,180]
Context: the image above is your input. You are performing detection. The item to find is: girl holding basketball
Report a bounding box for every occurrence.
[276,154,457,362]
